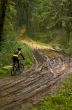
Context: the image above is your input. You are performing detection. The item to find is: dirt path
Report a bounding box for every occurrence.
[0,49,72,110]
[0,29,72,110]
[18,29,53,50]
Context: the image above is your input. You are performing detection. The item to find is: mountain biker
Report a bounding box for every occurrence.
[12,48,25,70]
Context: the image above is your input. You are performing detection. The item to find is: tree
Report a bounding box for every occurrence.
[13,0,32,30]
[61,0,72,46]
[30,0,72,46]
[0,0,8,42]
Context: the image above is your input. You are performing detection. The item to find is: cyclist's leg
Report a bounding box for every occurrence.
[13,58,19,74]
[12,57,16,71]
[16,58,20,70]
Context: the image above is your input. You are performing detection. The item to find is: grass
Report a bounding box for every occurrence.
[30,74,72,110]
[26,29,72,51]
[25,32,52,44]
[0,39,33,76]
[26,29,72,56]
[0,67,11,76]
[25,29,66,44]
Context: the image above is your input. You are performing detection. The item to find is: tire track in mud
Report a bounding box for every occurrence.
[0,49,71,110]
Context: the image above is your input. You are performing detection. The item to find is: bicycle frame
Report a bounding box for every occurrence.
[11,60,24,76]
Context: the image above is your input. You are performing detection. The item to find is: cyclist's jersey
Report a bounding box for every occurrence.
[13,50,21,58]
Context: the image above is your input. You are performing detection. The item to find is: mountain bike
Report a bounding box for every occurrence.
[11,60,24,76]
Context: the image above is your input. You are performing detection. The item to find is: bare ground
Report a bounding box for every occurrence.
[0,49,72,110]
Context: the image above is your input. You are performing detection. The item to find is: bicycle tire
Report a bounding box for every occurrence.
[11,66,17,76]
[11,63,24,76]
[11,68,15,76]
[19,63,24,73]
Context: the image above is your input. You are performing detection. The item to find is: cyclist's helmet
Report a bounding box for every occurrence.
[18,48,21,51]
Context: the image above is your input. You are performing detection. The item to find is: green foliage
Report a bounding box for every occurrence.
[29,0,72,47]
[3,0,16,37]
[1,0,72,76]
[31,74,72,110]
[52,44,61,50]
[0,40,33,76]
[63,45,72,55]
[30,0,72,31]
[13,0,31,28]
[28,32,51,44]
[0,0,34,76]
[0,40,33,66]
[62,32,72,55]
[3,0,72,49]
[1,0,17,50]
[0,67,10,76]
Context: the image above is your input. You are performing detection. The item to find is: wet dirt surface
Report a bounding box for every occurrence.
[0,49,72,110]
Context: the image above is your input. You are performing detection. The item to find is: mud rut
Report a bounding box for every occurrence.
[0,49,72,110]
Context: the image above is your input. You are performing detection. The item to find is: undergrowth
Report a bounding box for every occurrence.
[0,39,33,76]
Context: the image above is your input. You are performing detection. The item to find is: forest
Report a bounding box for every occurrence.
[0,0,72,64]
[0,0,72,110]
[0,0,72,46]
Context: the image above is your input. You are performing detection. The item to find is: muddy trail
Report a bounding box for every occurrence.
[0,49,72,110]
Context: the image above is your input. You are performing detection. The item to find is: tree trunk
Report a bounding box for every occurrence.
[0,0,8,42]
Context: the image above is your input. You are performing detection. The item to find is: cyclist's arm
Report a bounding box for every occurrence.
[20,53,25,60]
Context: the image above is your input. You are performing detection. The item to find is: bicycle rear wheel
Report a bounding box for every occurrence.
[11,66,17,76]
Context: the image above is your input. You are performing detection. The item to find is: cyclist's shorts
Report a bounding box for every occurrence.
[12,56,19,62]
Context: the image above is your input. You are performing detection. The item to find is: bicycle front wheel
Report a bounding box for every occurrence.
[19,63,24,73]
